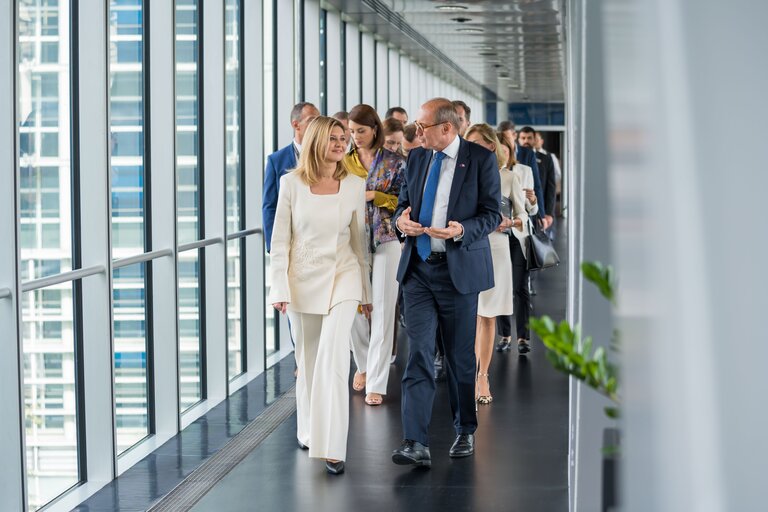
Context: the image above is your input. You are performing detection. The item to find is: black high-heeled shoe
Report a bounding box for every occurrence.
[325,460,345,474]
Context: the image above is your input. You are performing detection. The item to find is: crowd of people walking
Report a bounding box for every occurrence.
[263,97,561,475]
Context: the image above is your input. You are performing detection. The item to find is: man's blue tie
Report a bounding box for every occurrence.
[417,151,446,261]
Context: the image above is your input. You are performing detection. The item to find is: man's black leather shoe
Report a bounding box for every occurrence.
[392,440,431,467]
[449,434,475,458]
[298,440,308,450]
[325,460,345,474]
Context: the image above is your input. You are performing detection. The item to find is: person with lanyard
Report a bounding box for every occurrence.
[344,104,406,406]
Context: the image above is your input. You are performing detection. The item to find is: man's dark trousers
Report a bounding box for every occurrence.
[401,252,478,446]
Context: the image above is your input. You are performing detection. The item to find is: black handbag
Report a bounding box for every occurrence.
[526,219,559,271]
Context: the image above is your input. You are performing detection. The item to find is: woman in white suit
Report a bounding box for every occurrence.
[270,116,372,475]
[496,136,538,354]
[465,124,528,404]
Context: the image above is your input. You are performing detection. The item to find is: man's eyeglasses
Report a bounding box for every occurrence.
[414,120,445,133]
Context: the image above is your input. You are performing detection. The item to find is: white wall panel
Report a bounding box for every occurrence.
[344,23,360,108]
[276,0,295,147]
[244,0,266,378]
[202,0,228,402]
[388,49,400,110]
[325,10,342,115]
[375,40,388,113]
[303,0,320,106]
[0,0,23,508]
[77,0,116,488]
[361,31,375,106]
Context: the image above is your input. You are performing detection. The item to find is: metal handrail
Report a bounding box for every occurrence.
[21,265,106,292]
[226,227,262,241]
[0,288,11,299]
[178,237,224,253]
[113,248,174,269]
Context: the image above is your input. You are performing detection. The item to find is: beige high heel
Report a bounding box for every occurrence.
[476,373,493,404]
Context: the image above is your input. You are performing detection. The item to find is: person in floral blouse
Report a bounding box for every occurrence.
[344,104,406,406]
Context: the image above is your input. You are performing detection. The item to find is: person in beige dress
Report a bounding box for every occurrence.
[465,124,528,404]
[270,116,372,475]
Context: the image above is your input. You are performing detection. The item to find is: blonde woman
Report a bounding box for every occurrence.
[465,124,528,404]
[270,116,372,475]
[344,104,405,406]
[496,136,537,354]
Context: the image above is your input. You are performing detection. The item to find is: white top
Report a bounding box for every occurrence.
[269,172,372,315]
[510,163,539,217]
[426,134,461,252]
[501,166,531,255]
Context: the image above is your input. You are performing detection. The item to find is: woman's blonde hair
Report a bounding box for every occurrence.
[465,123,507,170]
[497,133,517,167]
[294,116,350,185]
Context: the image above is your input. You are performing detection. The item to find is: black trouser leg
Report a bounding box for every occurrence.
[511,238,530,340]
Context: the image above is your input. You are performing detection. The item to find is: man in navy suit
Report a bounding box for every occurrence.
[262,102,320,252]
[391,98,501,467]
[519,126,557,232]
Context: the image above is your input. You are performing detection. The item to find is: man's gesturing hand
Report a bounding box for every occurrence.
[425,221,463,240]
[396,207,425,236]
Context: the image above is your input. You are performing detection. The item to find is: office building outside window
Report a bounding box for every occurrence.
[17,1,81,509]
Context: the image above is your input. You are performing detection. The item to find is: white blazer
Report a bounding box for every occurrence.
[510,163,539,217]
[501,167,530,254]
[269,172,372,315]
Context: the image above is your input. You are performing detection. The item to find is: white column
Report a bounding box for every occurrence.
[146,0,180,438]
[202,0,227,401]
[0,0,24,509]
[243,0,266,377]
[375,40,388,112]
[344,23,360,108]
[326,9,342,115]
[361,31,375,106]
[608,1,768,511]
[388,49,400,109]
[303,0,320,106]
[276,0,295,147]
[78,0,117,486]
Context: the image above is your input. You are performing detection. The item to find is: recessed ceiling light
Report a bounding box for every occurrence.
[436,4,468,11]
[456,27,483,33]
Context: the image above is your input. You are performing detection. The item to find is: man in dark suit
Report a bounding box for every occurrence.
[519,126,557,233]
[391,98,501,467]
[262,102,320,252]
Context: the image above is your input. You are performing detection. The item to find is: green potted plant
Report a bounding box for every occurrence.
[529,261,620,511]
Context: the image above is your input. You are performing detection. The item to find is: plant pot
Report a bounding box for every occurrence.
[602,427,620,512]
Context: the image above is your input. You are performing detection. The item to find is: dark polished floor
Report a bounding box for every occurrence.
[76,227,569,512]
[191,234,570,512]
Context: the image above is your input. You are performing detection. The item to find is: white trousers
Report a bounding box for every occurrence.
[349,240,400,395]
[289,300,358,461]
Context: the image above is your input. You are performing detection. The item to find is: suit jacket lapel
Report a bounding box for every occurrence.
[411,150,429,219]
[447,139,471,218]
